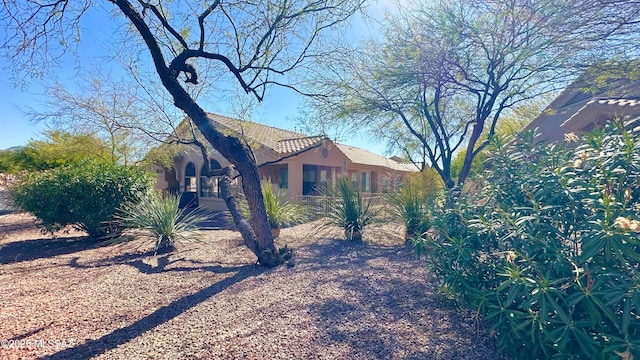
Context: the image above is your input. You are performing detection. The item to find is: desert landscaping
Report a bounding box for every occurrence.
[0,211,502,360]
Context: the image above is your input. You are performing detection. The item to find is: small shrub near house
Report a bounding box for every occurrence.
[419,120,640,359]
[262,182,308,231]
[228,181,308,238]
[12,160,153,238]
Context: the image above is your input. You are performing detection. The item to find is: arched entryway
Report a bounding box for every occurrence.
[179,162,198,208]
[200,159,222,198]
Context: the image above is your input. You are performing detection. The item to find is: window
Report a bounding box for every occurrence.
[351,172,358,189]
[279,168,288,189]
[361,172,370,192]
[184,162,197,192]
[303,165,318,195]
[200,159,222,198]
[381,177,389,193]
[392,177,402,192]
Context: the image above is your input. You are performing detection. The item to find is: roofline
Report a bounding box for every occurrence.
[258,137,328,168]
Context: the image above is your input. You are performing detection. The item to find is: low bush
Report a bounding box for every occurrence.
[227,181,308,237]
[420,120,640,359]
[12,160,152,238]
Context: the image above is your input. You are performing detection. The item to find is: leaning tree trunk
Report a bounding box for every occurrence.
[183,107,282,267]
[113,0,283,267]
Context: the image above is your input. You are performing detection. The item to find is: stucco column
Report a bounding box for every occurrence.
[287,161,304,197]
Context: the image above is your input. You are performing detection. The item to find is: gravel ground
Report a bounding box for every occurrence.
[0,213,504,360]
[0,190,16,214]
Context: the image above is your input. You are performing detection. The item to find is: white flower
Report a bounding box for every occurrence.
[614,217,640,232]
[564,132,579,143]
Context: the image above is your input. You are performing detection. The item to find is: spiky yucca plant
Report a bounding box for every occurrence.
[322,176,377,241]
[388,180,431,240]
[262,183,308,232]
[118,193,208,254]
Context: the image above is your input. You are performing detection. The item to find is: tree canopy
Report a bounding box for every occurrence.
[304,0,640,189]
[2,0,363,266]
[0,130,115,173]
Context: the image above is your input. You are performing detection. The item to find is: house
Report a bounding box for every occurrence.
[154,113,419,210]
[523,75,640,142]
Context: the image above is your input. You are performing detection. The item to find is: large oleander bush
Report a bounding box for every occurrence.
[12,160,153,238]
[418,120,640,359]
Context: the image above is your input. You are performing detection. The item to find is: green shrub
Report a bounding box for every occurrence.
[117,193,209,253]
[12,160,152,238]
[322,176,377,241]
[420,120,640,359]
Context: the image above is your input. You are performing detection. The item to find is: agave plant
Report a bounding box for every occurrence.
[262,183,308,237]
[322,176,377,241]
[117,192,209,254]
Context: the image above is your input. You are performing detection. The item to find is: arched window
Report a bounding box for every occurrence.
[184,162,197,192]
[200,159,222,198]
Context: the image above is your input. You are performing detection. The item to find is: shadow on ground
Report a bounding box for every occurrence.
[38,264,264,360]
[0,236,101,265]
[68,251,245,275]
[298,239,502,359]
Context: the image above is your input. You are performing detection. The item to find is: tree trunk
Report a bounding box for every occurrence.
[219,166,283,266]
[186,110,282,267]
[111,0,282,267]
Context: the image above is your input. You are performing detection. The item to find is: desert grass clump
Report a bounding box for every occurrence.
[388,178,433,240]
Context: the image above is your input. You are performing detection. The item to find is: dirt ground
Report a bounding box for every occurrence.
[0,212,503,360]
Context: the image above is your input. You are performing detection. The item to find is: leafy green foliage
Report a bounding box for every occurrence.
[450,150,487,181]
[0,148,22,173]
[117,193,209,254]
[12,160,152,238]
[1,130,115,173]
[143,143,182,170]
[421,120,640,359]
[262,182,308,230]
[450,101,542,181]
[321,177,377,241]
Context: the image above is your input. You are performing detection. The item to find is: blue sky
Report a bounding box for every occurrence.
[0,2,392,155]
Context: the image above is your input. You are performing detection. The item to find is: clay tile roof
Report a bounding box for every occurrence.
[561,97,640,129]
[335,144,419,172]
[595,98,640,108]
[207,113,325,154]
[279,136,326,153]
